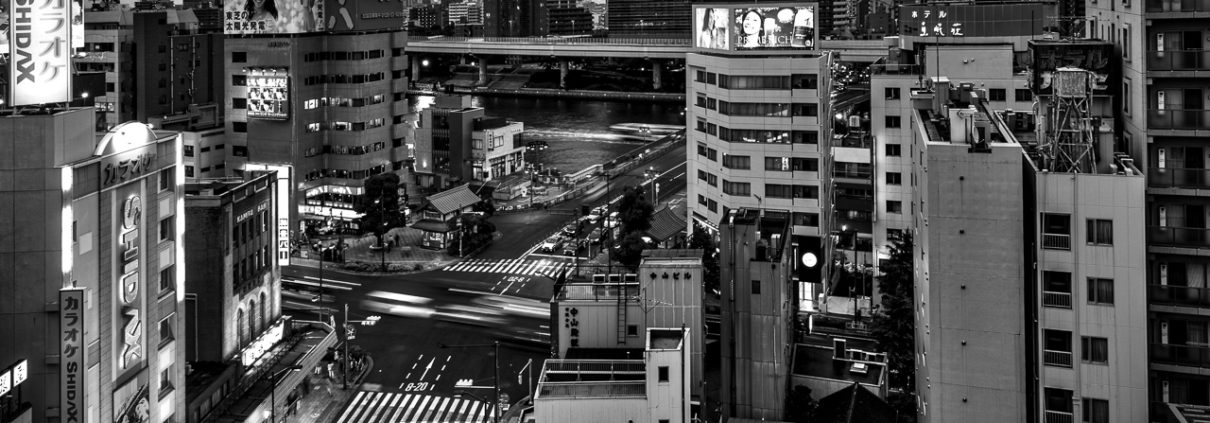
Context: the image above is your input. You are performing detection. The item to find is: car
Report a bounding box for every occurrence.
[586,207,606,223]
[561,223,578,237]
[588,229,604,244]
[540,237,564,253]
[562,242,580,256]
[604,211,620,229]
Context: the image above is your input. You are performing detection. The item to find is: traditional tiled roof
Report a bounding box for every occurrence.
[424,184,481,215]
[646,206,687,242]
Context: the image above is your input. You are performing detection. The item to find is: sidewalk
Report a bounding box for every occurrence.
[294,226,460,273]
[290,355,375,423]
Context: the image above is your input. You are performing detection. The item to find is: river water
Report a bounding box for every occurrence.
[413,95,686,175]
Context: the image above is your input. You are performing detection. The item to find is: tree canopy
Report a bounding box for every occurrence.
[869,234,917,422]
[355,173,405,245]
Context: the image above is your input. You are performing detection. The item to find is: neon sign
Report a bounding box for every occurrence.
[60,289,86,423]
[118,195,143,371]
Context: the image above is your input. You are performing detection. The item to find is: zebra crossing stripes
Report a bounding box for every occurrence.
[336,391,498,423]
[443,258,567,278]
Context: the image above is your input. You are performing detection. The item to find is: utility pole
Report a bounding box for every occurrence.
[344,303,350,390]
[494,340,501,423]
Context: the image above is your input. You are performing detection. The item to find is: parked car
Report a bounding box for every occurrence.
[562,241,580,256]
[586,206,606,223]
[604,211,620,229]
[540,236,564,253]
[561,223,578,237]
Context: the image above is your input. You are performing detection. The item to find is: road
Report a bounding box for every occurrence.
[283,140,688,423]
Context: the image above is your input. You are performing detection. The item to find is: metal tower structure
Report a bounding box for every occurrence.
[1038,67,1097,173]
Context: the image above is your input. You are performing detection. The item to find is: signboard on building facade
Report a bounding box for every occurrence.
[696,4,816,52]
[60,288,86,423]
[325,0,407,32]
[223,0,324,34]
[246,70,290,121]
[115,194,146,376]
[899,3,1052,38]
[8,0,72,105]
[113,379,150,423]
[1030,41,1117,97]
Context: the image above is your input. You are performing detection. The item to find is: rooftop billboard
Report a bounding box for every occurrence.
[899,3,1052,38]
[8,0,72,105]
[325,0,408,32]
[224,0,324,34]
[695,3,816,52]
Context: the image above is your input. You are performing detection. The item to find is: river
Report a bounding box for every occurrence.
[412,95,686,175]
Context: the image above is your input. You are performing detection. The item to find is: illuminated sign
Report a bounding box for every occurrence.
[71,0,82,50]
[12,359,27,386]
[731,5,815,50]
[241,319,284,366]
[324,0,407,32]
[113,381,150,423]
[278,217,290,264]
[60,288,86,423]
[246,71,290,121]
[694,7,731,50]
[9,0,72,106]
[223,0,324,34]
[899,3,1051,38]
[0,369,9,397]
[102,149,156,188]
[117,195,144,372]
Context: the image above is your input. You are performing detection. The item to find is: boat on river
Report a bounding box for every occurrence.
[609,123,683,141]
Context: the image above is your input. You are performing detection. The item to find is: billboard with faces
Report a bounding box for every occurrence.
[731,5,816,50]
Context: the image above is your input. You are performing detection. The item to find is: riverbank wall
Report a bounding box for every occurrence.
[407,86,685,103]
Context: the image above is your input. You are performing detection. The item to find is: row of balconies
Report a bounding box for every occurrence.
[1148,109,1210,131]
[1148,49,1210,71]
[1149,167,1210,190]
[1043,284,1210,309]
[1148,226,1210,248]
[1146,0,1210,12]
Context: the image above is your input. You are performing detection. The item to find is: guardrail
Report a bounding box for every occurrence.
[1148,226,1210,248]
[1043,349,1073,368]
[412,36,692,46]
[1042,233,1071,250]
[1042,291,1072,308]
[1148,109,1210,131]
[1150,284,1210,308]
[1148,49,1210,71]
[1151,343,1210,366]
[1149,167,1210,189]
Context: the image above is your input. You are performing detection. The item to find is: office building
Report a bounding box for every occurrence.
[907,78,1146,422]
[1089,0,1210,415]
[719,208,796,420]
[182,172,336,423]
[472,117,526,181]
[547,1,594,35]
[1,112,186,423]
[414,95,485,189]
[607,0,689,38]
[222,28,411,235]
[534,328,692,423]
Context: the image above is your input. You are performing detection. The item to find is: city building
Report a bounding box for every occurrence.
[222,27,411,235]
[414,95,485,189]
[182,172,336,422]
[790,335,888,400]
[547,2,594,35]
[534,328,692,423]
[410,5,449,31]
[1089,0,1210,415]
[472,117,526,181]
[719,208,796,420]
[607,0,690,38]
[1,112,186,423]
[483,0,537,36]
[411,184,484,250]
[908,80,1147,422]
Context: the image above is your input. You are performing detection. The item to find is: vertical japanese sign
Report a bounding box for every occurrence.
[278,217,290,265]
[9,0,72,106]
[115,195,145,374]
[60,288,86,423]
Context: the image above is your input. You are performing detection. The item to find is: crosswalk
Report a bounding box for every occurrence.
[443,258,568,278]
[335,391,497,423]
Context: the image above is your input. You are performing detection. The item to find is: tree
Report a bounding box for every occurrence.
[869,234,917,422]
[688,224,721,296]
[355,173,405,247]
[613,232,650,268]
[784,385,817,423]
[617,185,654,236]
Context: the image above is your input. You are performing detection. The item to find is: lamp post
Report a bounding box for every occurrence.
[440,341,501,423]
[644,166,658,205]
[269,365,303,423]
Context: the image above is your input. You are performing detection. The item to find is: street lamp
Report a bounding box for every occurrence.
[644,166,658,205]
[440,341,501,423]
[269,365,303,423]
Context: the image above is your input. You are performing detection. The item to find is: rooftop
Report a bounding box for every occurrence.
[184,171,276,197]
[537,359,647,400]
[792,344,885,386]
[645,206,687,243]
[647,328,684,350]
[1166,403,1210,423]
[422,183,483,215]
[813,383,896,423]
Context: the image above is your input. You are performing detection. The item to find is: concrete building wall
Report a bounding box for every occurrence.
[645,329,691,423]
[180,128,228,180]
[637,258,704,398]
[554,301,647,354]
[534,397,647,422]
[912,131,1027,422]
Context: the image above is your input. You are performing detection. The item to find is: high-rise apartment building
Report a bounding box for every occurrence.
[1090,0,1210,415]
[0,112,186,423]
[608,0,690,37]
[222,29,411,235]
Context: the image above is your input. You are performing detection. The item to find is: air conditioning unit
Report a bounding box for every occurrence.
[1160,263,1169,285]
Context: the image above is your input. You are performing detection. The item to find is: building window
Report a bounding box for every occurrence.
[159,367,174,397]
[707,199,718,213]
[1015,89,1032,102]
[159,217,174,241]
[1083,398,1109,423]
[658,366,669,382]
[765,156,789,171]
[989,89,1007,101]
[886,172,902,185]
[1122,81,1130,115]
[722,155,751,170]
[185,166,194,177]
[1087,278,1114,305]
[160,266,175,293]
[232,75,246,86]
[231,51,247,63]
[792,158,818,172]
[1042,271,1072,308]
[766,184,793,199]
[1086,219,1113,245]
[627,325,639,337]
[1043,329,1073,367]
[887,201,902,214]
[885,87,901,99]
[233,121,247,133]
[159,168,174,191]
[1045,388,1074,414]
[1081,337,1108,364]
[885,116,901,128]
[791,74,818,89]
[886,144,901,156]
[751,280,761,294]
[232,97,247,109]
[695,70,706,82]
[1042,213,1072,250]
[706,72,717,85]
[184,145,194,157]
[159,314,175,347]
[793,103,818,117]
[793,130,818,144]
[722,181,750,196]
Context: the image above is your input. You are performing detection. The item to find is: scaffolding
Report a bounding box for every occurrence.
[1038,67,1098,173]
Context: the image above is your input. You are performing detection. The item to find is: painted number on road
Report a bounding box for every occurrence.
[404,382,434,392]
[504,276,527,283]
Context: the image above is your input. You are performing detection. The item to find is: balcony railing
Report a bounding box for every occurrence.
[1042,233,1071,250]
[870,63,924,75]
[1148,226,1210,248]
[1042,291,1072,308]
[1044,411,1074,423]
[1148,109,1210,131]
[1148,49,1210,71]
[1149,167,1210,189]
[1150,284,1210,307]
[1043,349,1073,367]
[1146,0,1210,12]
[1150,343,1210,366]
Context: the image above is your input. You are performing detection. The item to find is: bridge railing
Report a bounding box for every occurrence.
[412,36,692,46]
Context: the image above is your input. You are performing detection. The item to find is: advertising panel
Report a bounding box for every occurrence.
[899,3,1051,38]
[60,288,86,423]
[71,0,83,50]
[223,0,323,34]
[325,0,407,32]
[113,379,150,423]
[694,7,730,50]
[8,0,72,106]
[246,70,290,121]
[1030,41,1117,97]
[730,5,815,50]
[114,193,146,377]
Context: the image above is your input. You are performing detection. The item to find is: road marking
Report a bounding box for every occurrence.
[301,275,361,286]
[418,356,435,380]
[500,280,518,295]
[282,278,353,290]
